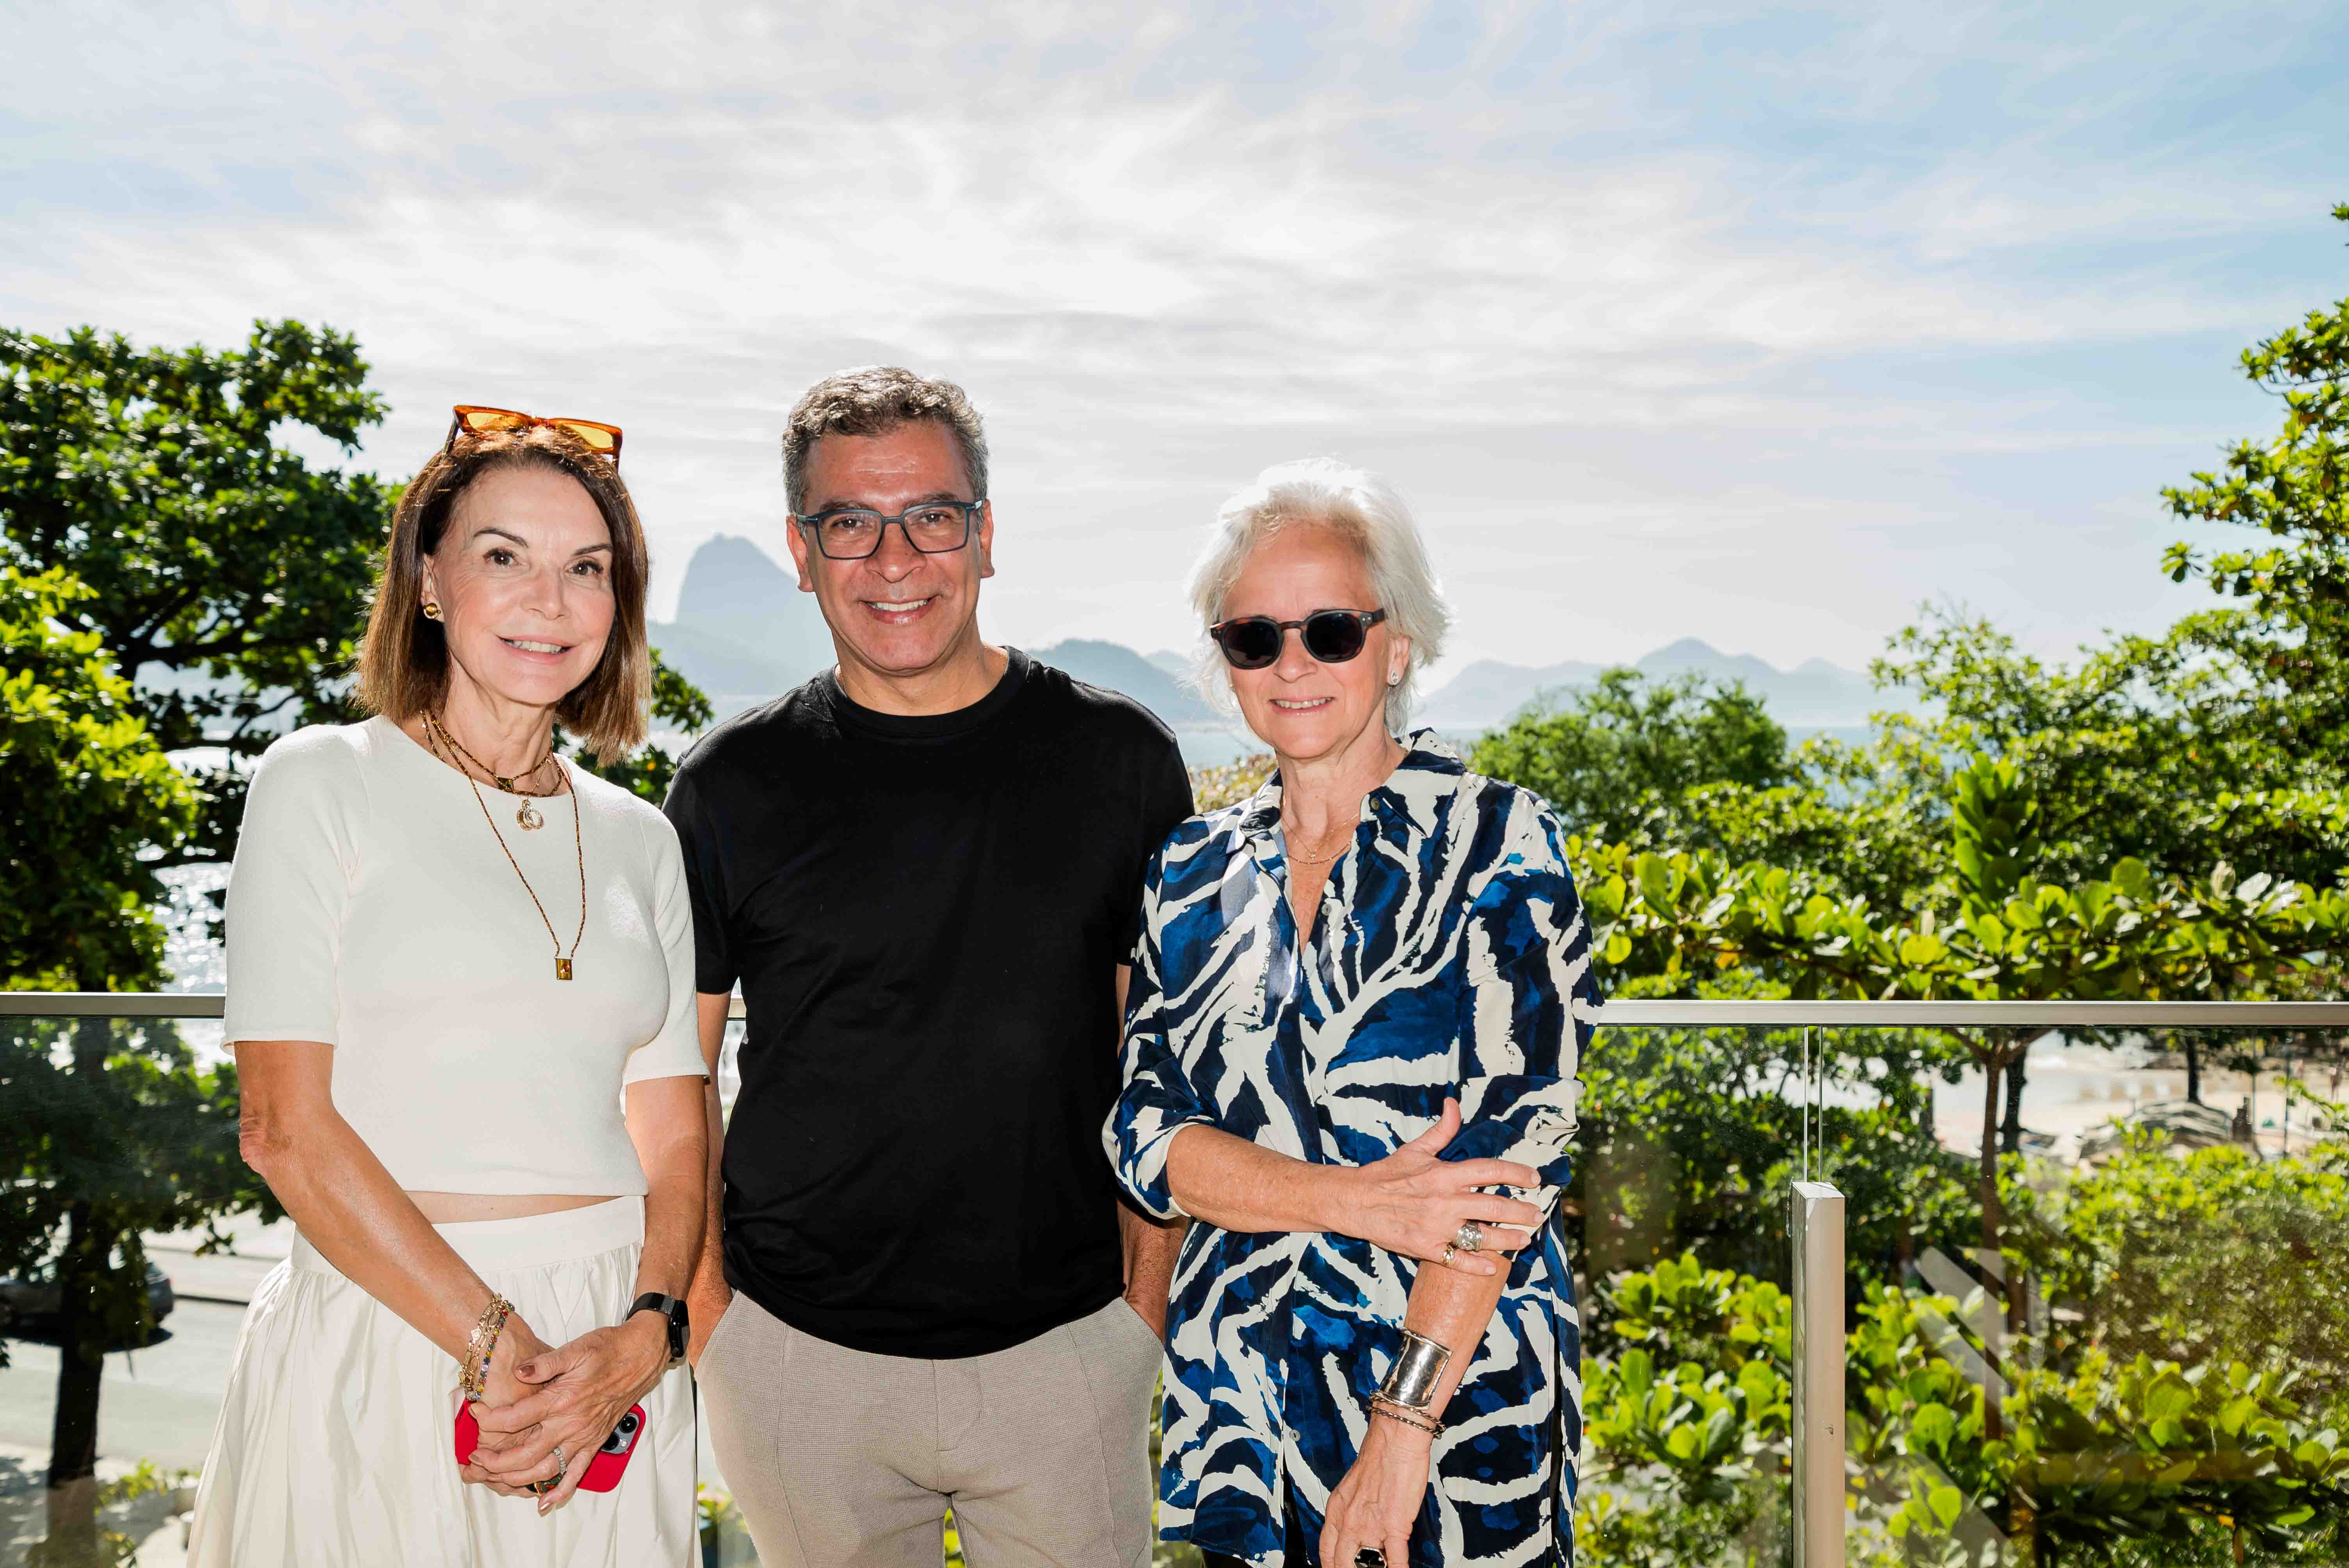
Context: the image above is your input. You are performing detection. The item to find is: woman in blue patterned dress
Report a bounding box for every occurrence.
[1106,459,1600,1568]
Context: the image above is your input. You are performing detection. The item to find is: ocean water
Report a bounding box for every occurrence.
[159,864,230,1064]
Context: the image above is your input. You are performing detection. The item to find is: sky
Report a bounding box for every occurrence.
[7,0,2347,684]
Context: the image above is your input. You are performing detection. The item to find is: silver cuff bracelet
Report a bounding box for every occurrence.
[1377,1329,1451,1411]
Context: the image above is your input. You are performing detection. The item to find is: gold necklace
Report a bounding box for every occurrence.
[1283,820,1357,865]
[424,715,560,830]
[424,712,587,981]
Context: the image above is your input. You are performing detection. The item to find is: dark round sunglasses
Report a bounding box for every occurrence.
[1209,608,1387,670]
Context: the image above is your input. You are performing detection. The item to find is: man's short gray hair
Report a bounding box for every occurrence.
[781,367,989,515]
[1187,458,1453,734]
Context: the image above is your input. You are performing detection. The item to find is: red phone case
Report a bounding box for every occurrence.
[455,1401,646,1493]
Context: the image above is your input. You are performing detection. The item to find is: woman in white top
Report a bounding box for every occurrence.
[189,408,712,1567]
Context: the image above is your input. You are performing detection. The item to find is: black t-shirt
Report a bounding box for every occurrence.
[663,649,1195,1359]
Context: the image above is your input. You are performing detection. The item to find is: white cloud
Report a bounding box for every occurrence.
[7,0,2343,677]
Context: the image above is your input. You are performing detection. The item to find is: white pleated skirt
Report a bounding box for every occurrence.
[187,1196,696,1567]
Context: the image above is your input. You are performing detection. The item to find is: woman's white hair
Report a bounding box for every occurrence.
[1187,458,1453,735]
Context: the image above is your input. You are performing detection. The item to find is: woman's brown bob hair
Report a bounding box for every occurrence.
[355,426,651,764]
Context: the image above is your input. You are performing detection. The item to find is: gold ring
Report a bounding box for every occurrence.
[1440,1242,1457,1266]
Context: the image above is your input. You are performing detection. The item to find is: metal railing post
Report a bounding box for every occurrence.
[1791,1180,1846,1568]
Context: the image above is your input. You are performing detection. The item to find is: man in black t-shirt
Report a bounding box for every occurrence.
[665,368,1194,1568]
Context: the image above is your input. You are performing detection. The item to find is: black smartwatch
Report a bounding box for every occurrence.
[628,1292,689,1365]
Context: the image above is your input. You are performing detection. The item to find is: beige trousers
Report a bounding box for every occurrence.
[699,1293,1163,1568]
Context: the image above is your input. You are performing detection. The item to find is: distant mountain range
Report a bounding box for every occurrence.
[1415,638,1880,731]
[651,535,1880,734]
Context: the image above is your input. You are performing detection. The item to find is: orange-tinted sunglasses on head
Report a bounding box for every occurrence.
[445,405,623,465]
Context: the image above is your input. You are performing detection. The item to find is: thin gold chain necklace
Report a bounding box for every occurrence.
[426,716,561,830]
[423,711,586,981]
[1282,818,1357,865]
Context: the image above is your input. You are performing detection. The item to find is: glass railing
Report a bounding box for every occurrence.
[3,998,2342,1567]
[1583,1002,2347,1568]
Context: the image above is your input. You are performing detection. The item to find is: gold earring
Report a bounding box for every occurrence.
[422,601,443,621]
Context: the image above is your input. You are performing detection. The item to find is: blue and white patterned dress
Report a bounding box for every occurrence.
[1106,732,1600,1568]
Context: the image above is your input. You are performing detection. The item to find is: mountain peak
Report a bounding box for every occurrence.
[1422,641,1875,730]
[652,533,831,700]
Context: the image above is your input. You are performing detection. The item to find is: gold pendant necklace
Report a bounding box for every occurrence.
[423,712,585,979]
[428,717,558,830]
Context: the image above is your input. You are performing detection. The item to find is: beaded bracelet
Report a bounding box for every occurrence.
[1371,1397,1445,1437]
[459,1295,513,1402]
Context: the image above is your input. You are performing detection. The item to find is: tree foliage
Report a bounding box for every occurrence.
[2,565,196,989]
[0,321,393,864]
[2162,203,2349,770]
[1580,1252,2349,1567]
[1468,668,1799,850]
[571,649,715,804]
[2016,1139,2349,1423]
[0,565,274,1553]
[0,317,714,845]
[1572,973,1977,1295]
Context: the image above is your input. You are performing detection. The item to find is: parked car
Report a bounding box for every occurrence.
[0,1261,176,1340]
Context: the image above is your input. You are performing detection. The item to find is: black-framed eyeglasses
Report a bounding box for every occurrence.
[1209,608,1387,670]
[790,500,982,560]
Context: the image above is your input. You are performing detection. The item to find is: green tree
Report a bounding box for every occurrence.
[1572,972,1977,1296]
[0,321,393,864]
[2162,202,2349,772]
[3,1016,269,1563]
[1871,614,2347,1105]
[1873,606,2348,904]
[0,565,271,1559]
[1468,668,1799,847]
[1580,1252,2349,1566]
[1474,666,1946,912]
[0,319,712,843]
[2,566,194,990]
[2017,1137,2349,1427]
[1858,204,2349,889]
[573,649,714,804]
[1572,761,2346,1415]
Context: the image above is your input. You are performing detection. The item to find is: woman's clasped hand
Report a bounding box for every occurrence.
[1333,1098,1545,1276]
[455,1312,554,1500]
[463,1313,675,1513]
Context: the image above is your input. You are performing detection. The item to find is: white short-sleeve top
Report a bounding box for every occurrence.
[223,716,708,1195]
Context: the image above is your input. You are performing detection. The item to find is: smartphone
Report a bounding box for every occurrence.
[578,1404,645,1493]
[454,1401,647,1493]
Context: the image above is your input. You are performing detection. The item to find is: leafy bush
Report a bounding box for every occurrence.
[1581,1249,2349,1566]
[1570,971,1978,1298]
[2017,1139,2349,1426]
[1579,1253,1797,1568]
[1188,753,1274,813]
[2012,1354,2349,1563]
